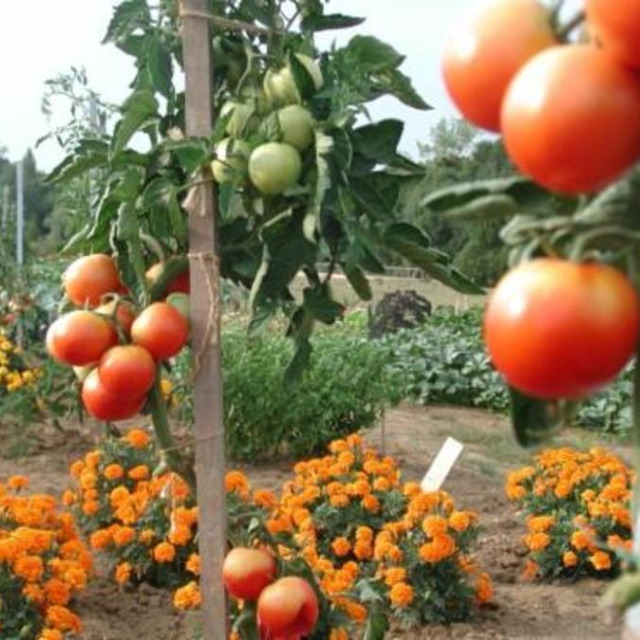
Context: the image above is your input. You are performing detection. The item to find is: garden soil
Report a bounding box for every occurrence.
[1,404,627,640]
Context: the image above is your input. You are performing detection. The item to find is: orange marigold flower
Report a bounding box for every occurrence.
[330,629,350,640]
[169,525,192,546]
[153,541,176,563]
[571,530,593,552]
[61,490,76,507]
[14,555,44,582]
[331,537,352,557]
[69,461,85,478]
[126,429,151,449]
[174,581,202,609]
[113,526,136,547]
[403,482,422,497]
[39,630,63,640]
[563,551,578,568]
[330,494,350,508]
[23,583,45,605]
[90,529,112,550]
[362,494,379,513]
[524,532,551,552]
[527,515,555,533]
[389,582,414,608]
[354,539,373,561]
[139,529,156,545]
[373,477,391,492]
[253,489,278,510]
[186,553,201,575]
[590,551,612,572]
[383,567,407,587]
[449,511,472,533]
[356,526,373,542]
[225,471,250,498]
[45,606,82,633]
[104,464,125,480]
[419,534,456,563]
[475,572,493,604]
[85,451,101,468]
[523,559,538,580]
[422,515,448,538]
[128,465,150,481]
[115,562,132,585]
[44,579,71,606]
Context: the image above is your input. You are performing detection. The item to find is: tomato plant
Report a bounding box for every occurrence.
[131,302,188,361]
[222,547,277,601]
[248,142,302,195]
[484,259,640,399]
[95,299,137,336]
[442,0,556,132]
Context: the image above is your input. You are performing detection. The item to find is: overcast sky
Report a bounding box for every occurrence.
[0,0,482,171]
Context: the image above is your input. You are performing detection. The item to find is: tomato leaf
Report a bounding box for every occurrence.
[510,387,564,448]
[371,67,431,111]
[45,140,109,184]
[145,35,173,99]
[113,202,148,303]
[342,262,373,301]
[344,35,405,72]
[351,120,404,164]
[103,0,151,45]
[301,13,365,31]
[111,89,158,155]
[303,286,344,324]
[288,52,317,102]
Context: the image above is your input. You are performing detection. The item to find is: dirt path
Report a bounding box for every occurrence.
[0,405,626,639]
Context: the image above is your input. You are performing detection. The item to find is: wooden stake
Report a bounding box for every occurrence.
[182,2,227,638]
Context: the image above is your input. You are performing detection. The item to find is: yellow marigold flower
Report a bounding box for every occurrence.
[8,475,29,490]
[126,429,151,449]
[115,562,132,585]
[139,529,156,545]
[524,532,551,552]
[475,572,493,604]
[330,494,350,508]
[373,477,391,492]
[153,541,176,563]
[128,465,150,481]
[563,551,578,568]
[384,567,407,587]
[590,551,612,571]
[174,581,203,610]
[355,526,373,542]
[104,464,125,481]
[331,537,352,557]
[570,529,593,552]
[389,582,414,608]
[186,553,201,575]
[527,515,555,533]
[14,555,44,582]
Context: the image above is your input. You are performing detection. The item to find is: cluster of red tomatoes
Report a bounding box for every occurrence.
[443,0,640,194]
[46,254,190,422]
[223,547,319,639]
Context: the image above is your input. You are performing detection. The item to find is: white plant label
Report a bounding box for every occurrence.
[421,437,464,493]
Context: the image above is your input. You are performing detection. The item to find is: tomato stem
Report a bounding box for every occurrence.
[557,10,585,41]
[148,375,196,491]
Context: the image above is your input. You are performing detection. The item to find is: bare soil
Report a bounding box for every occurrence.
[0,404,627,639]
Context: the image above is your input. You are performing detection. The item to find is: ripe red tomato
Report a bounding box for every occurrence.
[501,45,640,194]
[222,548,276,601]
[64,254,122,307]
[98,346,156,400]
[82,369,145,422]
[46,311,118,366]
[586,0,640,69]
[484,259,640,399]
[257,577,319,638]
[95,299,137,336]
[131,302,188,360]
[442,0,556,132]
[146,263,190,295]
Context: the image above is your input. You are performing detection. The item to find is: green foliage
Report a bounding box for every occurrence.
[171,322,400,461]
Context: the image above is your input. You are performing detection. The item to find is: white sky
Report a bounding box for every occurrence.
[0,0,530,170]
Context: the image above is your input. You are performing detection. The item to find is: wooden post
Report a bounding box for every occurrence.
[182,2,228,639]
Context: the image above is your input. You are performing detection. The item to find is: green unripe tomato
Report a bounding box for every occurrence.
[166,292,190,323]
[278,105,315,151]
[221,101,259,138]
[263,54,323,105]
[211,138,250,184]
[248,143,302,195]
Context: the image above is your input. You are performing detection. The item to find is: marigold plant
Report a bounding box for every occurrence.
[0,476,91,639]
[0,330,41,394]
[269,434,491,626]
[506,447,633,579]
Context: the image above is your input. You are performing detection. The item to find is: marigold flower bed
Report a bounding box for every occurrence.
[506,447,633,579]
[0,476,91,640]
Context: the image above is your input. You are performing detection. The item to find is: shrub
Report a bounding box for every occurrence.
[506,447,633,580]
[172,324,400,461]
[0,477,91,639]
